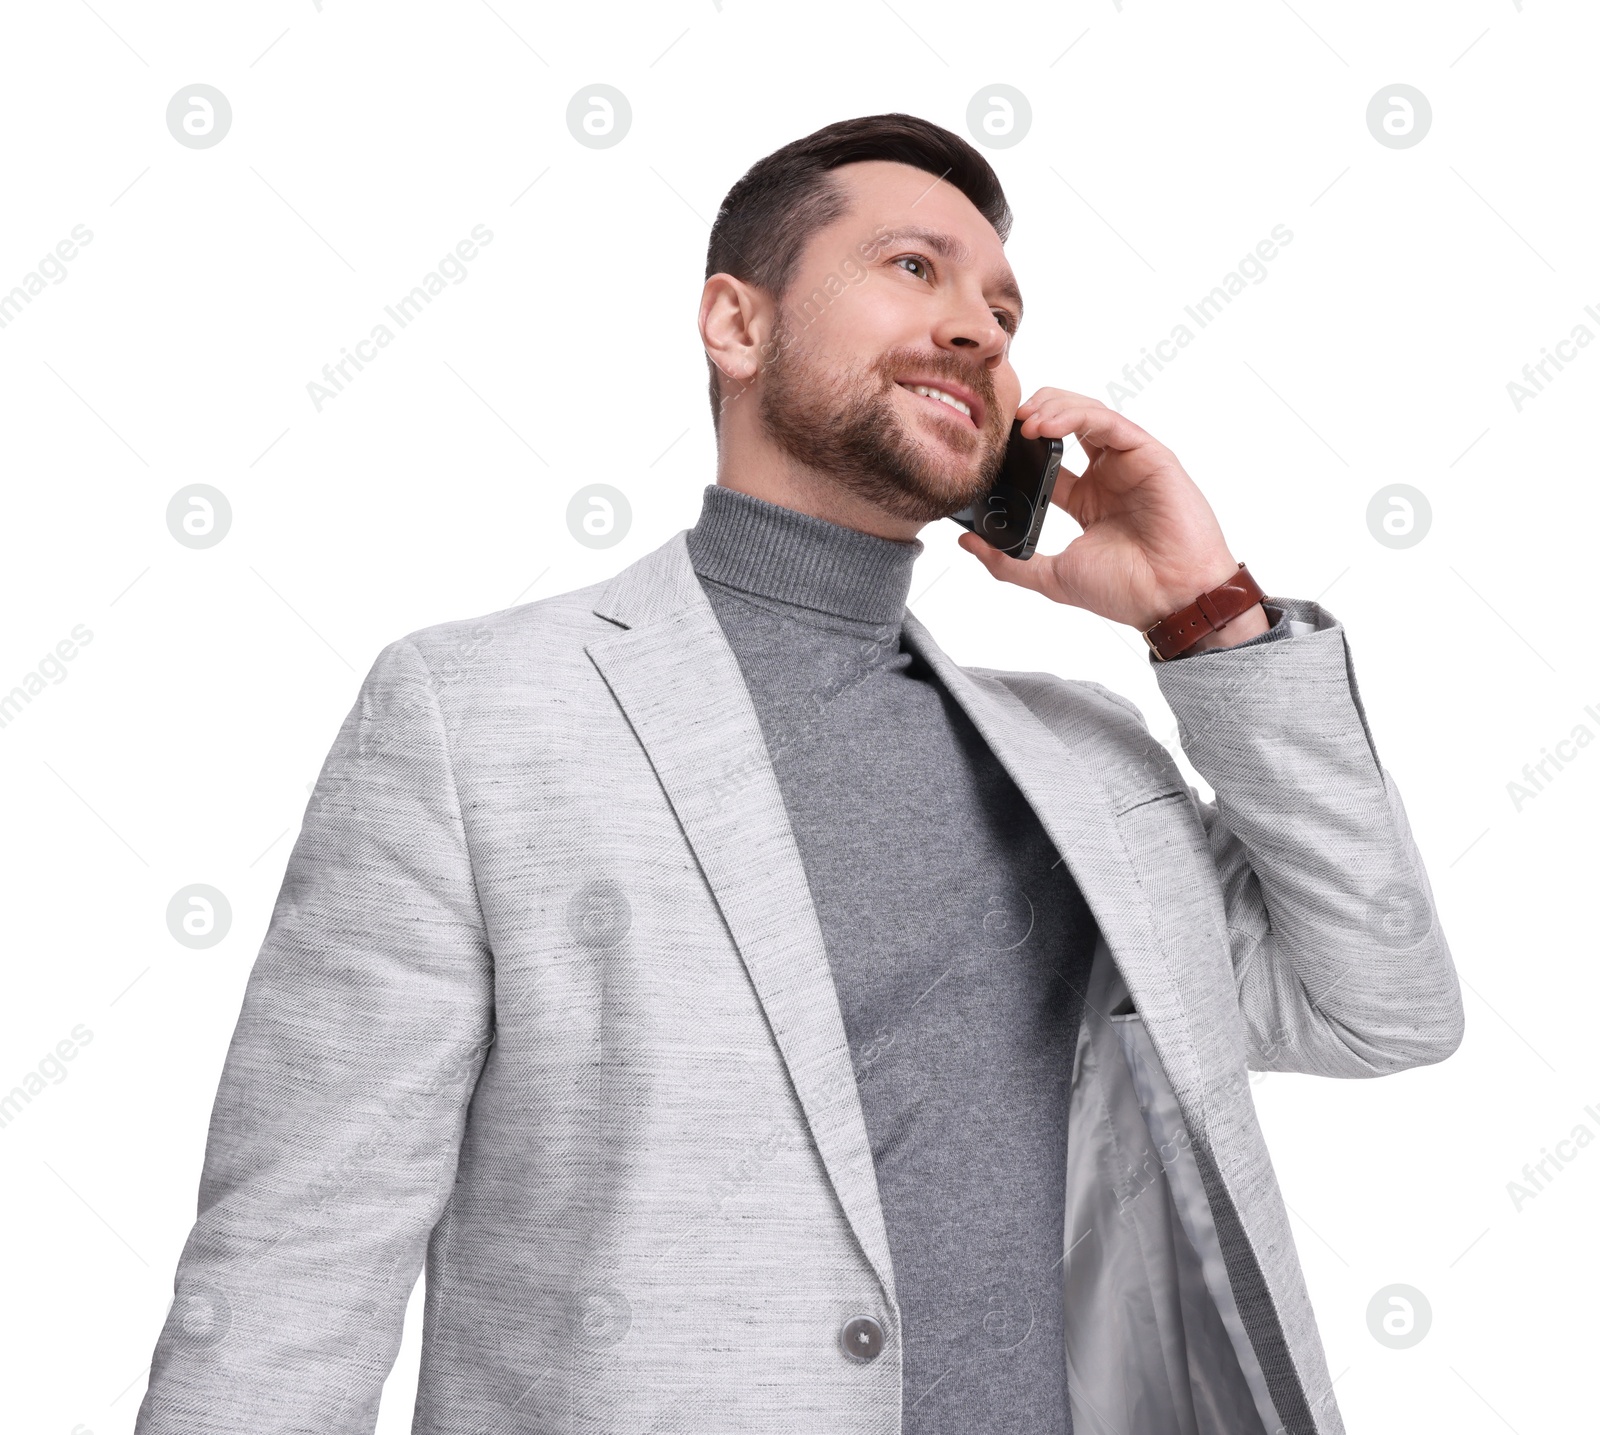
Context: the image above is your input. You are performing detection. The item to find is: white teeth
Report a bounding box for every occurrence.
[905,383,971,419]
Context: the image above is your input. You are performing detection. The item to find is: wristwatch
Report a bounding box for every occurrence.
[1142,562,1266,661]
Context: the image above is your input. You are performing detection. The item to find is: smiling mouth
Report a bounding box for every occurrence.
[895,381,979,431]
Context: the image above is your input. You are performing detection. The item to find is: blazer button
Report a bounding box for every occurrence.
[840,1314,885,1362]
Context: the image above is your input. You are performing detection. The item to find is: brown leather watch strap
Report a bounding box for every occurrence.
[1142,562,1265,661]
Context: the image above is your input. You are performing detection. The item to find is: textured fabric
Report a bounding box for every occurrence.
[131,524,1464,1435]
[686,483,1095,1433]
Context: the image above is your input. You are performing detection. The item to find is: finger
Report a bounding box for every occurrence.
[1021,398,1152,453]
[1046,463,1085,517]
[1015,386,1071,416]
[1019,398,1109,443]
[1016,390,1102,448]
[1016,387,1097,418]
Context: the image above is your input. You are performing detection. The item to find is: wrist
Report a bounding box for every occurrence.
[1142,558,1268,661]
[1147,553,1246,627]
[1183,601,1270,652]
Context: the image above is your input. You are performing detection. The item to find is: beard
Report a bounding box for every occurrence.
[755,312,1009,524]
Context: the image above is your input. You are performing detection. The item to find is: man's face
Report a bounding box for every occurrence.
[753,160,1024,524]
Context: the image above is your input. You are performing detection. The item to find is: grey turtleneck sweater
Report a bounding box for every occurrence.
[686,482,1097,1433]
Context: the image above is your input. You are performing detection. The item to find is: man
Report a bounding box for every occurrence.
[136,114,1464,1435]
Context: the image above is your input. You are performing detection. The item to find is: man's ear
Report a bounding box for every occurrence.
[699,274,767,393]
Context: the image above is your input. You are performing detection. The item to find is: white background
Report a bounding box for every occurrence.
[2,1,1595,1431]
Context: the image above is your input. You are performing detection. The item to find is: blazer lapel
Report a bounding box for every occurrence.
[584,530,900,1310]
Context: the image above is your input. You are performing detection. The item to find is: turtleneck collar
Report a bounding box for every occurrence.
[685,484,924,627]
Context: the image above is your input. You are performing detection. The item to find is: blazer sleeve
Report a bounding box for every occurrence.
[134,636,495,1434]
[1100,597,1465,1079]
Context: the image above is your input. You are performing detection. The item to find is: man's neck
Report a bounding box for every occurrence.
[712,448,925,543]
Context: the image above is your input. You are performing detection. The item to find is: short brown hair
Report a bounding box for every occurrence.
[703,112,1012,436]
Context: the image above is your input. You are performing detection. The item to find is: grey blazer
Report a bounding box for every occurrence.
[134,527,1465,1435]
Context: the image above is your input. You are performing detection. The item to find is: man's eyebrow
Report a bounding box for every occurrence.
[872,225,1024,327]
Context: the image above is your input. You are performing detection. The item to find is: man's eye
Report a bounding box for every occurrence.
[897,254,1016,333]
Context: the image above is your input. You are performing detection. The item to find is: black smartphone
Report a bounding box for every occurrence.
[947,418,1064,560]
